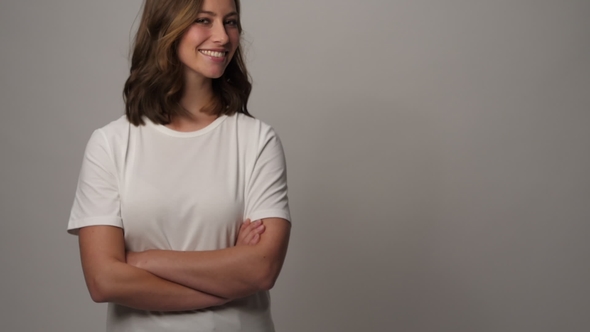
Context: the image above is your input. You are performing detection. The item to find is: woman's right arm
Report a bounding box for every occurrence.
[79,225,228,312]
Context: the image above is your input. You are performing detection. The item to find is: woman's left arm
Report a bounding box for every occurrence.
[127,217,290,300]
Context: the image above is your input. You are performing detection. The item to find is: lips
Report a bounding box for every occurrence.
[199,49,227,58]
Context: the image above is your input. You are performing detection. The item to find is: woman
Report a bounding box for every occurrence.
[67,0,291,331]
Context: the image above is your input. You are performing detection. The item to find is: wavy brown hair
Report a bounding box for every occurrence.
[123,0,252,126]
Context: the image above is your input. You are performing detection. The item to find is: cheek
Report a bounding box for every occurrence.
[181,27,209,47]
[177,47,193,66]
[229,30,240,44]
[177,39,195,61]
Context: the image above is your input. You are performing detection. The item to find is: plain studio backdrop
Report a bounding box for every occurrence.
[1,0,589,331]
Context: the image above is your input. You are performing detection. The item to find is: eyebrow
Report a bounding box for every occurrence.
[198,10,238,18]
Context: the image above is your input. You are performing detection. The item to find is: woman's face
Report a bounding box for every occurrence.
[177,0,240,82]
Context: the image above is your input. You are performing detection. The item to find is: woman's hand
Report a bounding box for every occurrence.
[235,219,265,246]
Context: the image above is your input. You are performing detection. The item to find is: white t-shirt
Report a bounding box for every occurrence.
[68,113,290,332]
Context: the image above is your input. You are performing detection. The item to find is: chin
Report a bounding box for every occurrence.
[206,71,226,79]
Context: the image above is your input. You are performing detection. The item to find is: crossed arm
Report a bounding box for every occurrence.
[78,218,290,312]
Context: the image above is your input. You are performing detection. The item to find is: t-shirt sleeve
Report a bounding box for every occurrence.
[245,126,291,223]
[67,129,123,235]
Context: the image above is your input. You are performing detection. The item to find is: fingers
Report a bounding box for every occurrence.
[250,221,266,244]
[251,233,260,244]
[236,219,265,246]
[237,220,255,246]
[244,220,265,245]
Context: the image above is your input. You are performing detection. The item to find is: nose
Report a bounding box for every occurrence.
[211,20,229,45]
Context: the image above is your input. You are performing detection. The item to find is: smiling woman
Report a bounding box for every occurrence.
[123,0,251,128]
[67,0,291,331]
[177,5,240,79]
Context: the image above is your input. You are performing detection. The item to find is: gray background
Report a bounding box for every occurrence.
[1,0,589,331]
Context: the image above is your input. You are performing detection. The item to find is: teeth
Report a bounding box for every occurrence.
[200,50,225,58]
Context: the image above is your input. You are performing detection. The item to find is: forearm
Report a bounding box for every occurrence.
[86,259,228,311]
[133,246,271,300]
[78,225,227,311]
[131,219,290,300]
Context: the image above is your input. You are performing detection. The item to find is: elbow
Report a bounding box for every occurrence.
[89,290,108,304]
[255,264,281,291]
[87,284,108,303]
[85,274,113,303]
[258,277,276,291]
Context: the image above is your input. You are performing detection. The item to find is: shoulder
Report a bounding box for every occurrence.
[88,116,133,150]
[229,114,286,163]
[230,113,281,143]
[84,116,131,164]
[95,115,131,140]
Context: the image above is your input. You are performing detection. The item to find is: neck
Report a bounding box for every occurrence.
[168,73,218,132]
[180,74,214,119]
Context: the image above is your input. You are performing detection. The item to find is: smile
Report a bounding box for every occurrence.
[199,50,227,58]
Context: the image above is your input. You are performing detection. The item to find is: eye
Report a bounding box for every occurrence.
[195,18,211,24]
[225,19,239,27]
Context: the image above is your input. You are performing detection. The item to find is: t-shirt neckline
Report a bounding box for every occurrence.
[146,115,227,138]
